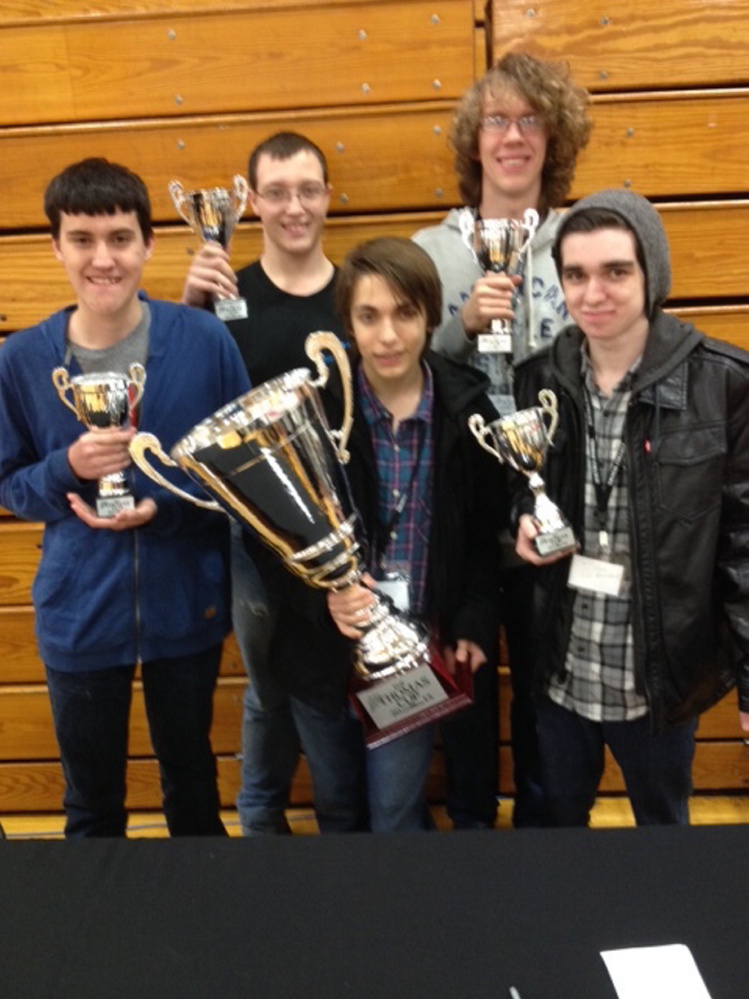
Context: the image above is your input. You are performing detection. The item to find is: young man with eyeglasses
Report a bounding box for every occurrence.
[181,132,346,836]
[413,54,592,830]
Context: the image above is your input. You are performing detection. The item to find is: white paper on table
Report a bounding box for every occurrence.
[601,944,712,999]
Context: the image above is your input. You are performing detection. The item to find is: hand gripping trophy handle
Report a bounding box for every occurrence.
[168,175,249,245]
[52,363,147,517]
[469,389,575,557]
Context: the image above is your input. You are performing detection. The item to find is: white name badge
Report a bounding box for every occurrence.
[477,331,512,354]
[568,553,626,597]
[355,664,448,729]
[374,576,410,612]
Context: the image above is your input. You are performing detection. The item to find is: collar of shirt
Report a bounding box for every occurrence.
[357,360,434,430]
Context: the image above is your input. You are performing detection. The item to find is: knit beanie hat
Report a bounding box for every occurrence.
[553,189,672,317]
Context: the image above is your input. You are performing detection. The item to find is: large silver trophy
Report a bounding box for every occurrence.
[129,333,471,746]
[470,389,576,557]
[169,175,249,322]
[52,365,146,517]
[473,208,539,354]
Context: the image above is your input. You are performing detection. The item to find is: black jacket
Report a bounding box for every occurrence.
[246,350,505,714]
[513,312,749,729]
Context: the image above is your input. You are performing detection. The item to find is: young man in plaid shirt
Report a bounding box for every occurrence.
[513,189,749,826]
[245,237,503,831]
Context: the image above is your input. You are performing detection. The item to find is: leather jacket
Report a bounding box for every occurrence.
[513,311,749,729]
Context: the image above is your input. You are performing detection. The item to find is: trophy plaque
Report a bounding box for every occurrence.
[169,175,249,322]
[473,208,539,354]
[469,389,576,557]
[130,332,472,747]
[52,364,146,517]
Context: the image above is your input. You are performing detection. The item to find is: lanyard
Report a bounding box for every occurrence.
[375,424,427,568]
[583,388,626,554]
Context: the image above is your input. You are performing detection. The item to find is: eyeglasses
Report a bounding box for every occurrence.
[481,114,543,135]
[254,183,328,206]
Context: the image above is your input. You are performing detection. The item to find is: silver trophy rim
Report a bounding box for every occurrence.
[170,366,314,459]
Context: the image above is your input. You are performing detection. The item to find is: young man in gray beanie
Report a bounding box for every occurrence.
[513,189,749,825]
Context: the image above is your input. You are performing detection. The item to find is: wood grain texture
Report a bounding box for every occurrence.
[3,203,748,335]
[573,91,749,199]
[0,104,459,228]
[0,2,474,126]
[492,0,749,92]
[0,522,42,605]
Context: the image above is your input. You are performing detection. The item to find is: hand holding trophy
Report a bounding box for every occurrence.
[473,208,538,354]
[169,175,249,322]
[129,333,472,746]
[470,389,576,557]
[52,365,146,517]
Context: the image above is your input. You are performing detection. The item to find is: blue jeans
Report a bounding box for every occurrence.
[290,698,434,832]
[536,696,697,826]
[46,645,226,838]
[231,527,301,835]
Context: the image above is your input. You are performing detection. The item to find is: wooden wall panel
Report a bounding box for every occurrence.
[5,203,748,335]
[0,609,246,685]
[5,89,749,230]
[673,308,749,352]
[0,104,459,229]
[1,0,389,26]
[573,91,749,200]
[0,2,474,127]
[0,678,245,761]
[0,523,43,605]
[492,0,749,92]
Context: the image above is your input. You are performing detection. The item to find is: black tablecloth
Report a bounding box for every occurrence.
[0,826,746,998]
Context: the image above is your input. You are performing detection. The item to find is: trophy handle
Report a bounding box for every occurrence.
[51,367,78,417]
[305,332,353,465]
[538,388,559,446]
[129,432,222,511]
[127,363,147,409]
[168,180,195,227]
[231,174,249,220]
[468,413,503,463]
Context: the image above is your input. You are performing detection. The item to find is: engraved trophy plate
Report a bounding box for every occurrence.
[169,175,249,322]
[469,389,576,557]
[474,208,539,354]
[52,365,146,517]
[130,332,472,747]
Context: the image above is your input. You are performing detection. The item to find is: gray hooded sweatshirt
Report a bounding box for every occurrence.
[413,206,569,416]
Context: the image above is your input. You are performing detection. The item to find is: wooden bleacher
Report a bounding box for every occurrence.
[0,0,747,820]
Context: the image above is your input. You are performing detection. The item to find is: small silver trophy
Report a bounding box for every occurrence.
[470,389,576,557]
[52,365,146,517]
[473,208,539,354]
[169,175,249,322]
[129,333,472,746]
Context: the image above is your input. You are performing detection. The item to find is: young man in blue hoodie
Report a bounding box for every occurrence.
[0,158,249,837]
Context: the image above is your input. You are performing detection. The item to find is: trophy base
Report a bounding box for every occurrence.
[214,297,248,322]
[350,657,473,749]
[535,524,576,558]
[477,331,512,354]
[96,495,136,518]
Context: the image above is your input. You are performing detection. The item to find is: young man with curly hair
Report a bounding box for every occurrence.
[413,53,592,829]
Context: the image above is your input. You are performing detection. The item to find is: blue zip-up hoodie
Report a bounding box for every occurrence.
[0,295,250,671]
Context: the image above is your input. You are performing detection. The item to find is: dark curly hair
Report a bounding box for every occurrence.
[451,53,592,214]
